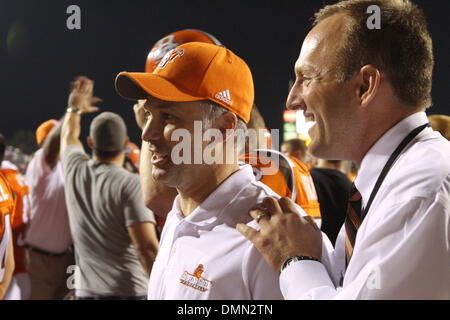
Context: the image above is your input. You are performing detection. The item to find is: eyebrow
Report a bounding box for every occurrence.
[295,63,319,76]
[144,99,181,114]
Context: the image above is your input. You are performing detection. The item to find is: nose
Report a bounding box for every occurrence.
[141,115,162,143]
[286,80,305,111]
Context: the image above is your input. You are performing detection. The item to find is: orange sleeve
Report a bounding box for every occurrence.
[0,172,15,228]
[289,157,321,219]
[1,169,29,228]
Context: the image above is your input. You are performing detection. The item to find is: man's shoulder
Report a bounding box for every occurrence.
[228,179,304,226]
[107,166,139,183]
[27,149,44,167]
[390,134,450,199]
[61,144,88,167]
[1,168,28,193]
[25,148,52,180]
[241,178,282,202]
[1,168,20,180]
[62,144,85,158]
[408,135,450,179]
[100,165,140,195]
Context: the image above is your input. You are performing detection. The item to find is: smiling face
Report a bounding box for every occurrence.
[286,14,360,160]
[141,97,212,190]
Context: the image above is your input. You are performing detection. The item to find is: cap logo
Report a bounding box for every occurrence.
[214,89,232,106]
[151,34,180,61]
[157,48,184,70]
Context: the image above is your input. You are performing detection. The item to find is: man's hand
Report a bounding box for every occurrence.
[61,76,101,154]
[68,76,102,114]
[133,99,147,130]
[236,196,322,273]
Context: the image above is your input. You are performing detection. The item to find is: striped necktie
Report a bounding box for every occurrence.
[345,182,362,268]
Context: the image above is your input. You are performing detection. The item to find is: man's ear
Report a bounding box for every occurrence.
[217,112,238,142]
[124,136,130,149]
[87,136,93,149]
[357,65,381,107]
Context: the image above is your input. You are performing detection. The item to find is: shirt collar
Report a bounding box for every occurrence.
[355,112,429,208]
[169,165,256,227]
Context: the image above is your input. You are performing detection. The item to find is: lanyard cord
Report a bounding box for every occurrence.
[361,122,431,220]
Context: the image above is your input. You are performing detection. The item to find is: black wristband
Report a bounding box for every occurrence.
[280,255,321,274]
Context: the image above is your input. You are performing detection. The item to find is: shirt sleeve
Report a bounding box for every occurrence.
[280,178,450,299]
[60,144,89,178]
[122,175,156,228]
[243,240,285,300]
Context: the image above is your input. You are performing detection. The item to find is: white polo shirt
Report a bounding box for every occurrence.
[148,165,288,300]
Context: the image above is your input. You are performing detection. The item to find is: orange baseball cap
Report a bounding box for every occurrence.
[36,119,59,146]
[115,42,254,124]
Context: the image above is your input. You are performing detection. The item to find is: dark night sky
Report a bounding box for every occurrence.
[1,0,449,149]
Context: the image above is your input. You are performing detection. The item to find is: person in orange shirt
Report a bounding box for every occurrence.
[0,134,15,299]
[240,150,320,220]
[1,134,31,300]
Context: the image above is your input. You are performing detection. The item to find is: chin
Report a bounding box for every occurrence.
[308,140,327,159]
[152,167,168,182]
[152,169,178,188]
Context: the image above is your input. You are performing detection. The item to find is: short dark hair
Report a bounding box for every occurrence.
[314,0,433,108]
[89,112,127,159]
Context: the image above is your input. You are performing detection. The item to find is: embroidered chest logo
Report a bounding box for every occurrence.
[157,48,184,69]
[180,264,212,292]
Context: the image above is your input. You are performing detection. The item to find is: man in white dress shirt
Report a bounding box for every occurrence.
[115,42,287,299]
[237,0,450,299]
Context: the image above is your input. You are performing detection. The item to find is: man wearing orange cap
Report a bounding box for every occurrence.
[24,119,74,299]
[132,30,321,234]
[115,42,317,299]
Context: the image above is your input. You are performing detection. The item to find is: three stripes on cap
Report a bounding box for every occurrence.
[215,89,232,106]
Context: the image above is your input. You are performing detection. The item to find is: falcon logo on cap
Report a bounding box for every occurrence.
[157,48,184,70]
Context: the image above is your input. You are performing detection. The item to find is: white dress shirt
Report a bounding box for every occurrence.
[148,165,291,300]
[280,112,450,299]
